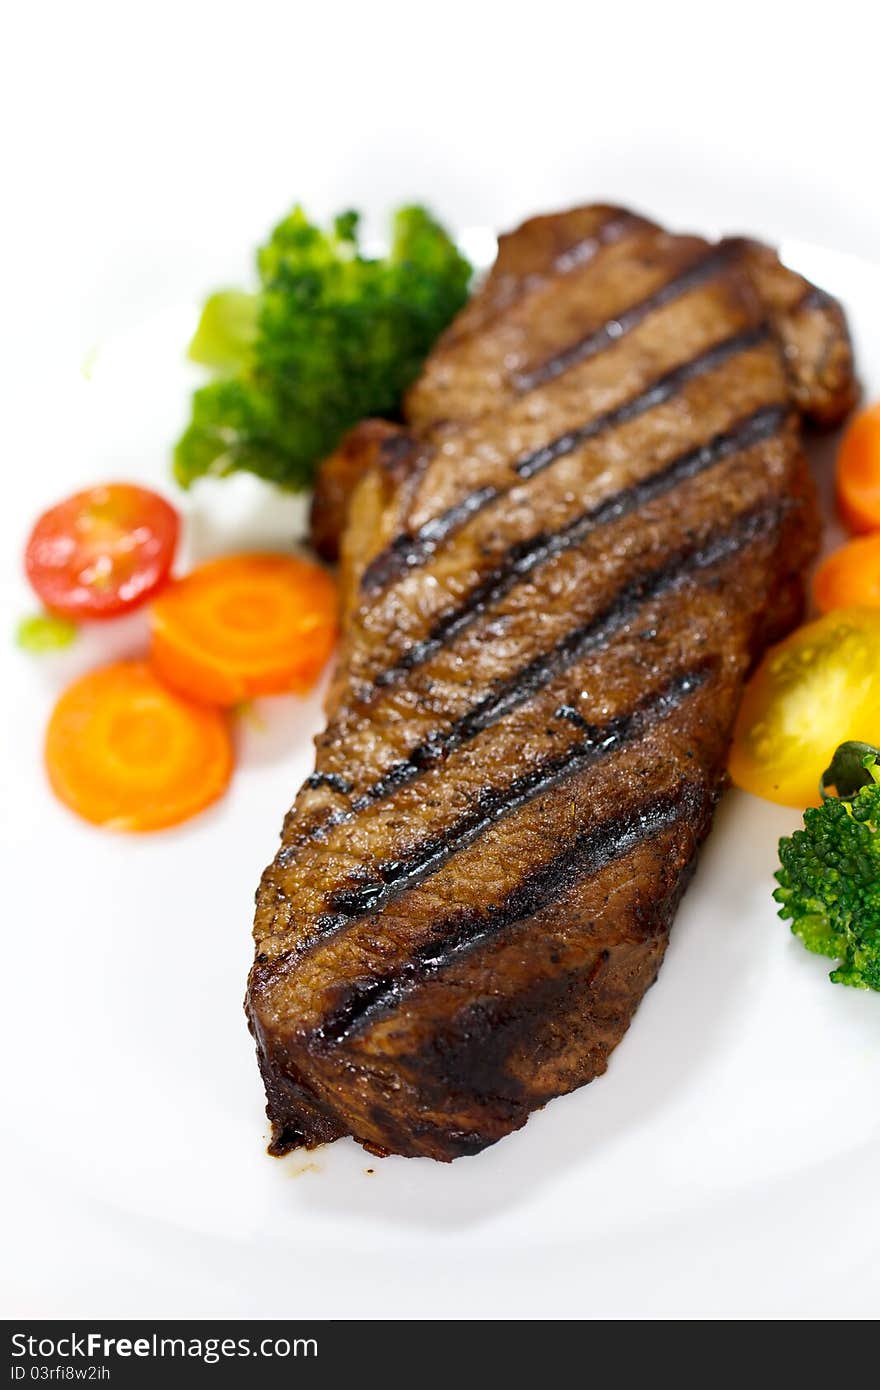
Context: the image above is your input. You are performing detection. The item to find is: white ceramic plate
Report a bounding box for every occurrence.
[2,234,879,1321]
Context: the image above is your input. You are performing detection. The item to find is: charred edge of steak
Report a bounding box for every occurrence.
[253,780,711,1159]
[374,823,713,1161]
[315,782,706,1045]
[359,323,769,593]
[247,1013,347,1153]
[455,782,719,1163]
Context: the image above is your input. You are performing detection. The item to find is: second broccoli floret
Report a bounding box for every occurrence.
[774,745,880,990]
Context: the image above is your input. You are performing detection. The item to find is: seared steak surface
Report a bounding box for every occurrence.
[249,205,856,1161]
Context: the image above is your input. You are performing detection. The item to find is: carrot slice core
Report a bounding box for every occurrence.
[149,553,338,705]
[45,660,233,831]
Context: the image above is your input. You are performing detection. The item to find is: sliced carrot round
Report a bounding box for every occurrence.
[45,660,233,831]
[813,532,880,614]
[837,401,880,533]
[149,553,338,706]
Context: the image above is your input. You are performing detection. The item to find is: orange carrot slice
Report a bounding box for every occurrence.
[837,401,880,533]
[813,532,880,614]
[45,660,233,831]
[149,553,338,706]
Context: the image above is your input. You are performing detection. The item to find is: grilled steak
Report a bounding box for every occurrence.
[250,204,856,1162]
[309,419,407,564]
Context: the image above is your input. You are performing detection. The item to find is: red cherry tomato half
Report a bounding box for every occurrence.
[25,483,180,620]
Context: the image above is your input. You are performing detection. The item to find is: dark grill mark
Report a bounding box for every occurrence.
[362,499,778,794]
[316,783,703,1044]
[551,211,648,274]
[284,495,784,859]
[359,486,496,594]
[319,665,713,929]
[514,323,768,479]
[513,244,738,392]
[361,323,770,592]
[366,404,787,696]
[305,772,353,796]
[555,704,590,730]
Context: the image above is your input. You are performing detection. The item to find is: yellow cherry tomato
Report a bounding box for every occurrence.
[728,607,880,807]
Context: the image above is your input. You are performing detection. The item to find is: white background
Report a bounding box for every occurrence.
[2,0,879,1322]
[5,0,880,359]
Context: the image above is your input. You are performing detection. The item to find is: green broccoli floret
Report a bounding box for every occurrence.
[174,204,471,490]
[774,744,880,990]
[187,290,258,374]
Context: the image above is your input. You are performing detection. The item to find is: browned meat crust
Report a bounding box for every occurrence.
[309,420,408,564]
[729,238,859,426]
[249,205,856,1162]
